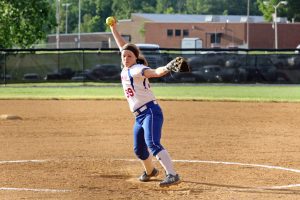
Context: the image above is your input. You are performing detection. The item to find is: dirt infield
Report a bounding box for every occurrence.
[0,100,300,200]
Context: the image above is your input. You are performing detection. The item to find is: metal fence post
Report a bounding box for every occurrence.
[4,51,7,86]
[81,49,85,85]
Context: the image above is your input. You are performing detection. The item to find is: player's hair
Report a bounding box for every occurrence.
[122,43,139,58]
[121,43,148,66]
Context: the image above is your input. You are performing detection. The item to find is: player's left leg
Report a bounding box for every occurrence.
[156,150,180,187]
[143,105,180,186]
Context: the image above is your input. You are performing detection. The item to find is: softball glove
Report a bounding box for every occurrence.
[166,57,190,73]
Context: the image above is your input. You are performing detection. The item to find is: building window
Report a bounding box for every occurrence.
[167,29,173,37]
[183,29,189,37]
[122,34,131,42]
[210,33,221,44]
[175,29,181,36]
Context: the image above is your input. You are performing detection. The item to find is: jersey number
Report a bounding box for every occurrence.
[125,88,134,98]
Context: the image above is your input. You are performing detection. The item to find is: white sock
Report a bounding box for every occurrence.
[156,149,176,175]
[141,155,154,175]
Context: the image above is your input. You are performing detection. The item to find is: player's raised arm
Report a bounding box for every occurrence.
[107,17,126,51]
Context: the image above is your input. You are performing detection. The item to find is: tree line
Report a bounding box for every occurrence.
[0,0,299,48]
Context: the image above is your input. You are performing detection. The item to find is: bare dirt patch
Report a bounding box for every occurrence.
[0,100,300,199]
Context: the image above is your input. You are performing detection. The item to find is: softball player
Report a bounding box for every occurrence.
[109,22,180,187]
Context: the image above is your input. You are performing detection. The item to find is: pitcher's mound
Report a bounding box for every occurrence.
[0,114,22,120]
[126,177,160,187]
[126,177,185,190]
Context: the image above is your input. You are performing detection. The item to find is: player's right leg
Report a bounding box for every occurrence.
[133,120,159,182]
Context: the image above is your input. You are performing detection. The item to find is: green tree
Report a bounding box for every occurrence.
[224,0,261,15]
[185,0,261,16]
[185,0,224,14]
[156,0,186,14]
[139,0,156,13]
[111,0,135,19]
[258,0,300,22]
[0,0,55,48]
[95,0,114,31]
[285,0,300,21]
[47,0,272,35]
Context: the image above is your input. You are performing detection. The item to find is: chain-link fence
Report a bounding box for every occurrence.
[1,48,300,84]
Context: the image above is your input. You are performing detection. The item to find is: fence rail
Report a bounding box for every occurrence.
[1,48,300,84]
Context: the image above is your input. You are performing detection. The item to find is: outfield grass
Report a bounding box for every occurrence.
[1,83,300,102]
[153,85,300,102]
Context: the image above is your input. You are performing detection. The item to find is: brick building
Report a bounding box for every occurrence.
[46,13,300,49]
[117,13,300,49]
[46,32,116,49]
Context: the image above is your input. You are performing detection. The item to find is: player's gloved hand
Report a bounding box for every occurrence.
[165,57,190,73]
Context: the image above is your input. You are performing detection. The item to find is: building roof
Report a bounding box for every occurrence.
[132,13,266,23]
[48,32,112,37]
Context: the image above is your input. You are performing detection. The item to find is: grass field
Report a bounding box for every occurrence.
[1,83,300,102]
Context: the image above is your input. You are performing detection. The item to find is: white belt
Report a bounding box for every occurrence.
[133,100,158,117]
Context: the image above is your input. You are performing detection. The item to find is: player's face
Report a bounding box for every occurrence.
[122,50,137,68]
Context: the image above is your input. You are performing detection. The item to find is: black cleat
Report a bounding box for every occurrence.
[139,168,159,182]
[159,174,181,187]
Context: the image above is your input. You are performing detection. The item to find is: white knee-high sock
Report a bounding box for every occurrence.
[156,149,176,175]
[141,155,154,175]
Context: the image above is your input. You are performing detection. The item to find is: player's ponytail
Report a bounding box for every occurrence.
[136,55,148,66]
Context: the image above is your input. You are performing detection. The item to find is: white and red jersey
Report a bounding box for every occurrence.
[121,64,156,112]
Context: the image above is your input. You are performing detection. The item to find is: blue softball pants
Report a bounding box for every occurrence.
[133,101,164,160]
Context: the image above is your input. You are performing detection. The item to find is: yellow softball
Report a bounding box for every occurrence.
[106,16,116,26]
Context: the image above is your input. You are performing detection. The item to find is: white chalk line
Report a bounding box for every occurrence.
[0,160,48,164]
[0,159,71,193]
[3,159,300,192]
[175,159,300,174]
[0,187,71,193]
[265,184,300,189]
[115,158,300,190]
